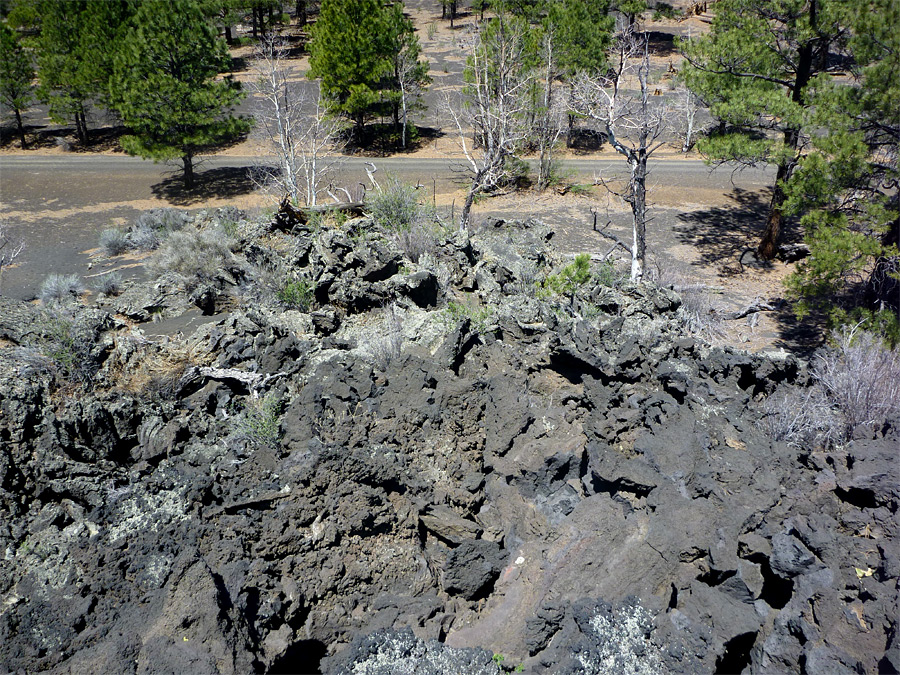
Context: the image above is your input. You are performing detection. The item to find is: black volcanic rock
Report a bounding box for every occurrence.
[0,212,896,675]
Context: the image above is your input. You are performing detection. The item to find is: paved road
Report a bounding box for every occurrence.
[0,153,773,186]
[0,153,774,300]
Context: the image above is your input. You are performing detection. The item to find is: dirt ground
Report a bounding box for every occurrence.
[0,1,823,354]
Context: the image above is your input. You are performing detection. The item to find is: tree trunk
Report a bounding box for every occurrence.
[296,0,306,26]
[865,216,900,311]
[182,155,195,189]
[538,43,554,191]
[75,108,88,145]
[460,185,477,230]
[630,154,647,281]
[757,160,790,259]
[353,115,366,146]
[14,108,26,149]
[758,1,817,259]
[400,81,408,149]
[224,25,234,45]
[682,89,696,152]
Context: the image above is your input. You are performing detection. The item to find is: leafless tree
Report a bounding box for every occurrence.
[675,29,704,153]
[535,27,566,191]
[678,85,703,153]
[572,29,670,281]
[394,45,427,150]
[446,16,533,229]
[250,37,345,206]
[0,221,25,294]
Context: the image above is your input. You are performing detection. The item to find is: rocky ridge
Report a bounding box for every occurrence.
[0,208,897,674]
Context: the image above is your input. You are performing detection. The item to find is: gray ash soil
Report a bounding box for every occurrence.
[0,208,897,674]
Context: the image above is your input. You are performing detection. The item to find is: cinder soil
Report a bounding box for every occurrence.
[0,0,820,353]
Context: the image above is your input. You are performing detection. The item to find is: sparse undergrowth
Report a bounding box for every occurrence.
[149,228,237,289]
[99,208,191,257]
[765,324,900,447]
[39,273,84,305]
[235,392,284,451]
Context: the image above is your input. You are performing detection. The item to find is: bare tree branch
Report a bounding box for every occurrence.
[0,221,25,295]
[445,16,534,229]
[571,29,674,281]
[250,36,347,206]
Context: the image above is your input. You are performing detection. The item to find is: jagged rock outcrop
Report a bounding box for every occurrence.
[0,212,896,674]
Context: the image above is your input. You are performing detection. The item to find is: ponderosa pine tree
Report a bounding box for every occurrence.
[549,0,613,75]
[0,21,34,148]
[35,1,93,144]
[111,0,250,188]
[34,0,135,145]
[547,0,614,147]
[783,0,899,340]
[309,0,426,146]
[681,0,847,259]
[614,0,647,27]
[308,0,391,140]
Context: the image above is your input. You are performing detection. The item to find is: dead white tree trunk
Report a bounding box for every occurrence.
[536,27,565,191]
[572,29,670,282]
[394,41,428,150]
[679,85,701,153]
[250,37,346,206]
[0,221,25,294]
[446,16,533,229]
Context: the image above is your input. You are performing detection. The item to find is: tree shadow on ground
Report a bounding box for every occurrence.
[677,187,828,354]
[647,31,679,59]
[770,303,828,357]
[151,165,262,205]
[567,127,606,154]
[676,187,775,271]
[345,125,445,157]
[0,123,130,152]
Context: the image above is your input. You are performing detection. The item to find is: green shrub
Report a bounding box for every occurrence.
[368,176,422,231]
[236,393,283,450]
[594,259,621,288]
[544,158,575,188]
[276,278,313,311]
[34,310,99,386]
[445,299,493,333]
[500,155,530,189]
[539,253,592,297]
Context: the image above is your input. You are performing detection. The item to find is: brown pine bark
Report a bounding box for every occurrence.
[14,108,26,148]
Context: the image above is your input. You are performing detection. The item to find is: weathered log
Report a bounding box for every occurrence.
[724,298,782,320]
[272,196,366,232]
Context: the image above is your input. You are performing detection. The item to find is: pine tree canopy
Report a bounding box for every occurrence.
[111,0,250,187]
